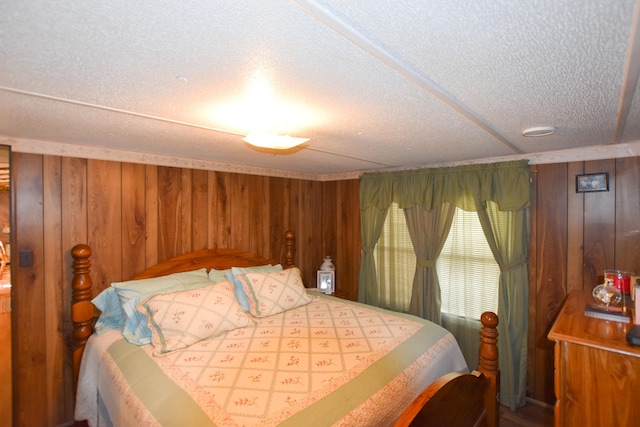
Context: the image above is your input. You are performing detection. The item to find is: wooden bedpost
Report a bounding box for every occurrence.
[394,310,501,427]
[71,244,94,395]
[479,311,500,427]
[283,230,295,269]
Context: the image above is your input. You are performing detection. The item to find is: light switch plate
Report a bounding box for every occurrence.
[19,249,33,268]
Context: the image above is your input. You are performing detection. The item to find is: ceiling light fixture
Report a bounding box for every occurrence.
[521,126,555,137]
[243,132,310,150]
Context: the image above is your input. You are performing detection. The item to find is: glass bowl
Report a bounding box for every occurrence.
[592,284,622,306]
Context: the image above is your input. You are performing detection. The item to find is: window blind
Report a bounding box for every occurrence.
[436,208,499,319]
[374,204,414,312]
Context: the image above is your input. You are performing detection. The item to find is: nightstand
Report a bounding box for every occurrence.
[305,288,349,300]
[548,289,640,426]
[331,289,348,300]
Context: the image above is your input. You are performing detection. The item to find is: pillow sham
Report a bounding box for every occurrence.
[111,268,212,345]
[138,280,254,355]
[238,267,315,317]
[225,264,283,312]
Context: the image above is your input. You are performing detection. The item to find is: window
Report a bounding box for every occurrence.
[375,203,499,319]
[436,208,499,319]
[374,204,415,312]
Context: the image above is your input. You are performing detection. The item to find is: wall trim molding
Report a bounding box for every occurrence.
[3,136,639,181]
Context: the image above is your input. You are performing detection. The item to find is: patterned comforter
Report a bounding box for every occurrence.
[75,294,467,426]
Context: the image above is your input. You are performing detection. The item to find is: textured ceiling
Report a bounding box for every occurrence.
[1,0,640,180]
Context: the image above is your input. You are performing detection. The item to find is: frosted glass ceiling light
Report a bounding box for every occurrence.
[243,132,309,149]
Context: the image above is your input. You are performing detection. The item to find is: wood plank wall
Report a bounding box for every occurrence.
[527,157,640,404]
[9,151,640,424]
[10,153,361,426]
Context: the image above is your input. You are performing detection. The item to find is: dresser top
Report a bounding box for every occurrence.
[548,289,640,358]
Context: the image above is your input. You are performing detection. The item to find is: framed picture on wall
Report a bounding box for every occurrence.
[576,172,609,193]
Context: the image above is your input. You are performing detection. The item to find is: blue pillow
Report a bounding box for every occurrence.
[227,264,282,312]
[91,287,123,334]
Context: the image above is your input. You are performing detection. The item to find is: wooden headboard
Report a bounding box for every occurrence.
[70,230,297,392]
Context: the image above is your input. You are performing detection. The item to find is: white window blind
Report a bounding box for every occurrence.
[375,203,499,318]
[436,208,499,319]
[374,204,415,312]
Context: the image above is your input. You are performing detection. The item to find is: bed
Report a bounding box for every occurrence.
[71,231,499,426]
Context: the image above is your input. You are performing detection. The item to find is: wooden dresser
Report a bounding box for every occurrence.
[548,290,640,427]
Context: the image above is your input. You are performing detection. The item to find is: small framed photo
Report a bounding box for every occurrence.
[317,271,335,294]
[576,172,609,193]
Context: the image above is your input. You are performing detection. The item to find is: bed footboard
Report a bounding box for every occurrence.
[395,311,499,427]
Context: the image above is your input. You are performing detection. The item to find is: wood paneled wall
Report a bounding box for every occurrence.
[528,157,640,404]
[10,150,639,424]
[10,153,361,426]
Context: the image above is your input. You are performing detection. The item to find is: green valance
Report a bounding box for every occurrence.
[360,160,531,212]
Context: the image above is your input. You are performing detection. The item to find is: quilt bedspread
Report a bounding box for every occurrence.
[76,295,467,426]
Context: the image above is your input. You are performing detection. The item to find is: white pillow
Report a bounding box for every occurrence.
[138,280,255,355]
[225,264,283,312]
[238,267,315,317]
[111,268,211,345]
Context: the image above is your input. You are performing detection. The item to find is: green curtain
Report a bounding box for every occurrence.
[404,203,455,324]
[476,200,530,409]
[441,314,483,377]
[358,159,531,409]
[358,173,393,305]
[360,160,530,211]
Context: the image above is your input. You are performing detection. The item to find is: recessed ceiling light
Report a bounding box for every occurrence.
[522,126,555,137]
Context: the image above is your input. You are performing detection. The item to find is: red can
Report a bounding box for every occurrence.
[604,270,633,293]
